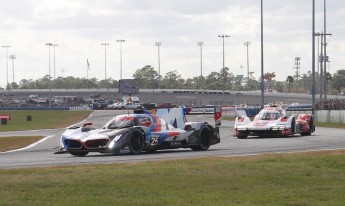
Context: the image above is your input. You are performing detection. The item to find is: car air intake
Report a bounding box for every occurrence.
[64,139,82,149]
[84,139,109,149]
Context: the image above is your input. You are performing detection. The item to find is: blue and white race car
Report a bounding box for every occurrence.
[55,108,221,156]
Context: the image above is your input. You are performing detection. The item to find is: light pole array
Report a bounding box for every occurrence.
[244,41,250,91]
[45,43,52,108]
[116,39,125,80]
[197,41,203,89]
[155,42,161,90]
[9,55,16,84]
[2,45,11,88]
[101,43,110,80]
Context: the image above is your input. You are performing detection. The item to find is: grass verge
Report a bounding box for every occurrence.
[0,110,92,132]
[0,136,44,152]
[0,110,92,152]
[0,150,345,205]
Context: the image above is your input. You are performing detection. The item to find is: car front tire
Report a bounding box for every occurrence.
[128,128,145,154]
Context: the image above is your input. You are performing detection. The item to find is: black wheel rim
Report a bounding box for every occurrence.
[130,130,144,153]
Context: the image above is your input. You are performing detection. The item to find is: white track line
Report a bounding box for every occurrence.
[1,113,93,154]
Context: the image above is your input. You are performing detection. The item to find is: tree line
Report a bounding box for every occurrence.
[3,65,345,95]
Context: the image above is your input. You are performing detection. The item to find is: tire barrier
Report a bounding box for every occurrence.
[1,118,7,125]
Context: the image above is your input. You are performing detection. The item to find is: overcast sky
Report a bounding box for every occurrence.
[0,0,344,88]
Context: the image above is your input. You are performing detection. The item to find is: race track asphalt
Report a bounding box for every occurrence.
[1,110,345,169]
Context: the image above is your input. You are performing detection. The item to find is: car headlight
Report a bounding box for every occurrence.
[272,126,285,130]
[108,135,122,149]
[114,134,122,141]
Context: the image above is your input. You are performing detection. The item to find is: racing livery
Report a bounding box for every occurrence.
[234,106,315,138]
[55,107,221,156]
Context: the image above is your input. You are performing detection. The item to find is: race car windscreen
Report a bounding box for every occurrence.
[258,111,281,120]
[106,116,139,129]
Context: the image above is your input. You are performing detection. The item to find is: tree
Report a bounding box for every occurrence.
[161,70,184,89]
[133,65,158,89]
[330,69,345,94]
[205,72,222,90]
[264,72,276,91]
[184,77,199,89]
[286,76,294,93]
[219,67,231,90]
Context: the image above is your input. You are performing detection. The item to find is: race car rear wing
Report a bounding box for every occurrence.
[286,104,313,112]
[185,106,222,127]
[148,106,222,130]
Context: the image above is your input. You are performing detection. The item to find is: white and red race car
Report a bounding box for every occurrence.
[234,106,315,138]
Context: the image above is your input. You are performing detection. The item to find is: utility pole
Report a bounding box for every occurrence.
[312,0,315,115]
[319,33,324,100]
[323,0,329,100]
[315,32,331,101]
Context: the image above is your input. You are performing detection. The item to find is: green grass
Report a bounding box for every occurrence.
[0,150,345,205]
[0,110,92,132]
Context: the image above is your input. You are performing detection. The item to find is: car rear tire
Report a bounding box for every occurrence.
[301,116,313,136]
[129,128,145,154]
[191,126,212,151]
[69,151,89,157]
[291,118,296,136]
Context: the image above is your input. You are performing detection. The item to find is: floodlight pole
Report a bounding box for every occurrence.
[218,34,230,105]
[45,43,52,108]
[101,43,110,80]
[116,39,125,80]
[155,42,161,90]
[9,55,16,84]
[244,41,250,91]
[197,41,203,89]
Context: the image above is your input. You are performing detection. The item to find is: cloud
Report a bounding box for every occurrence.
[0,0,344,87]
